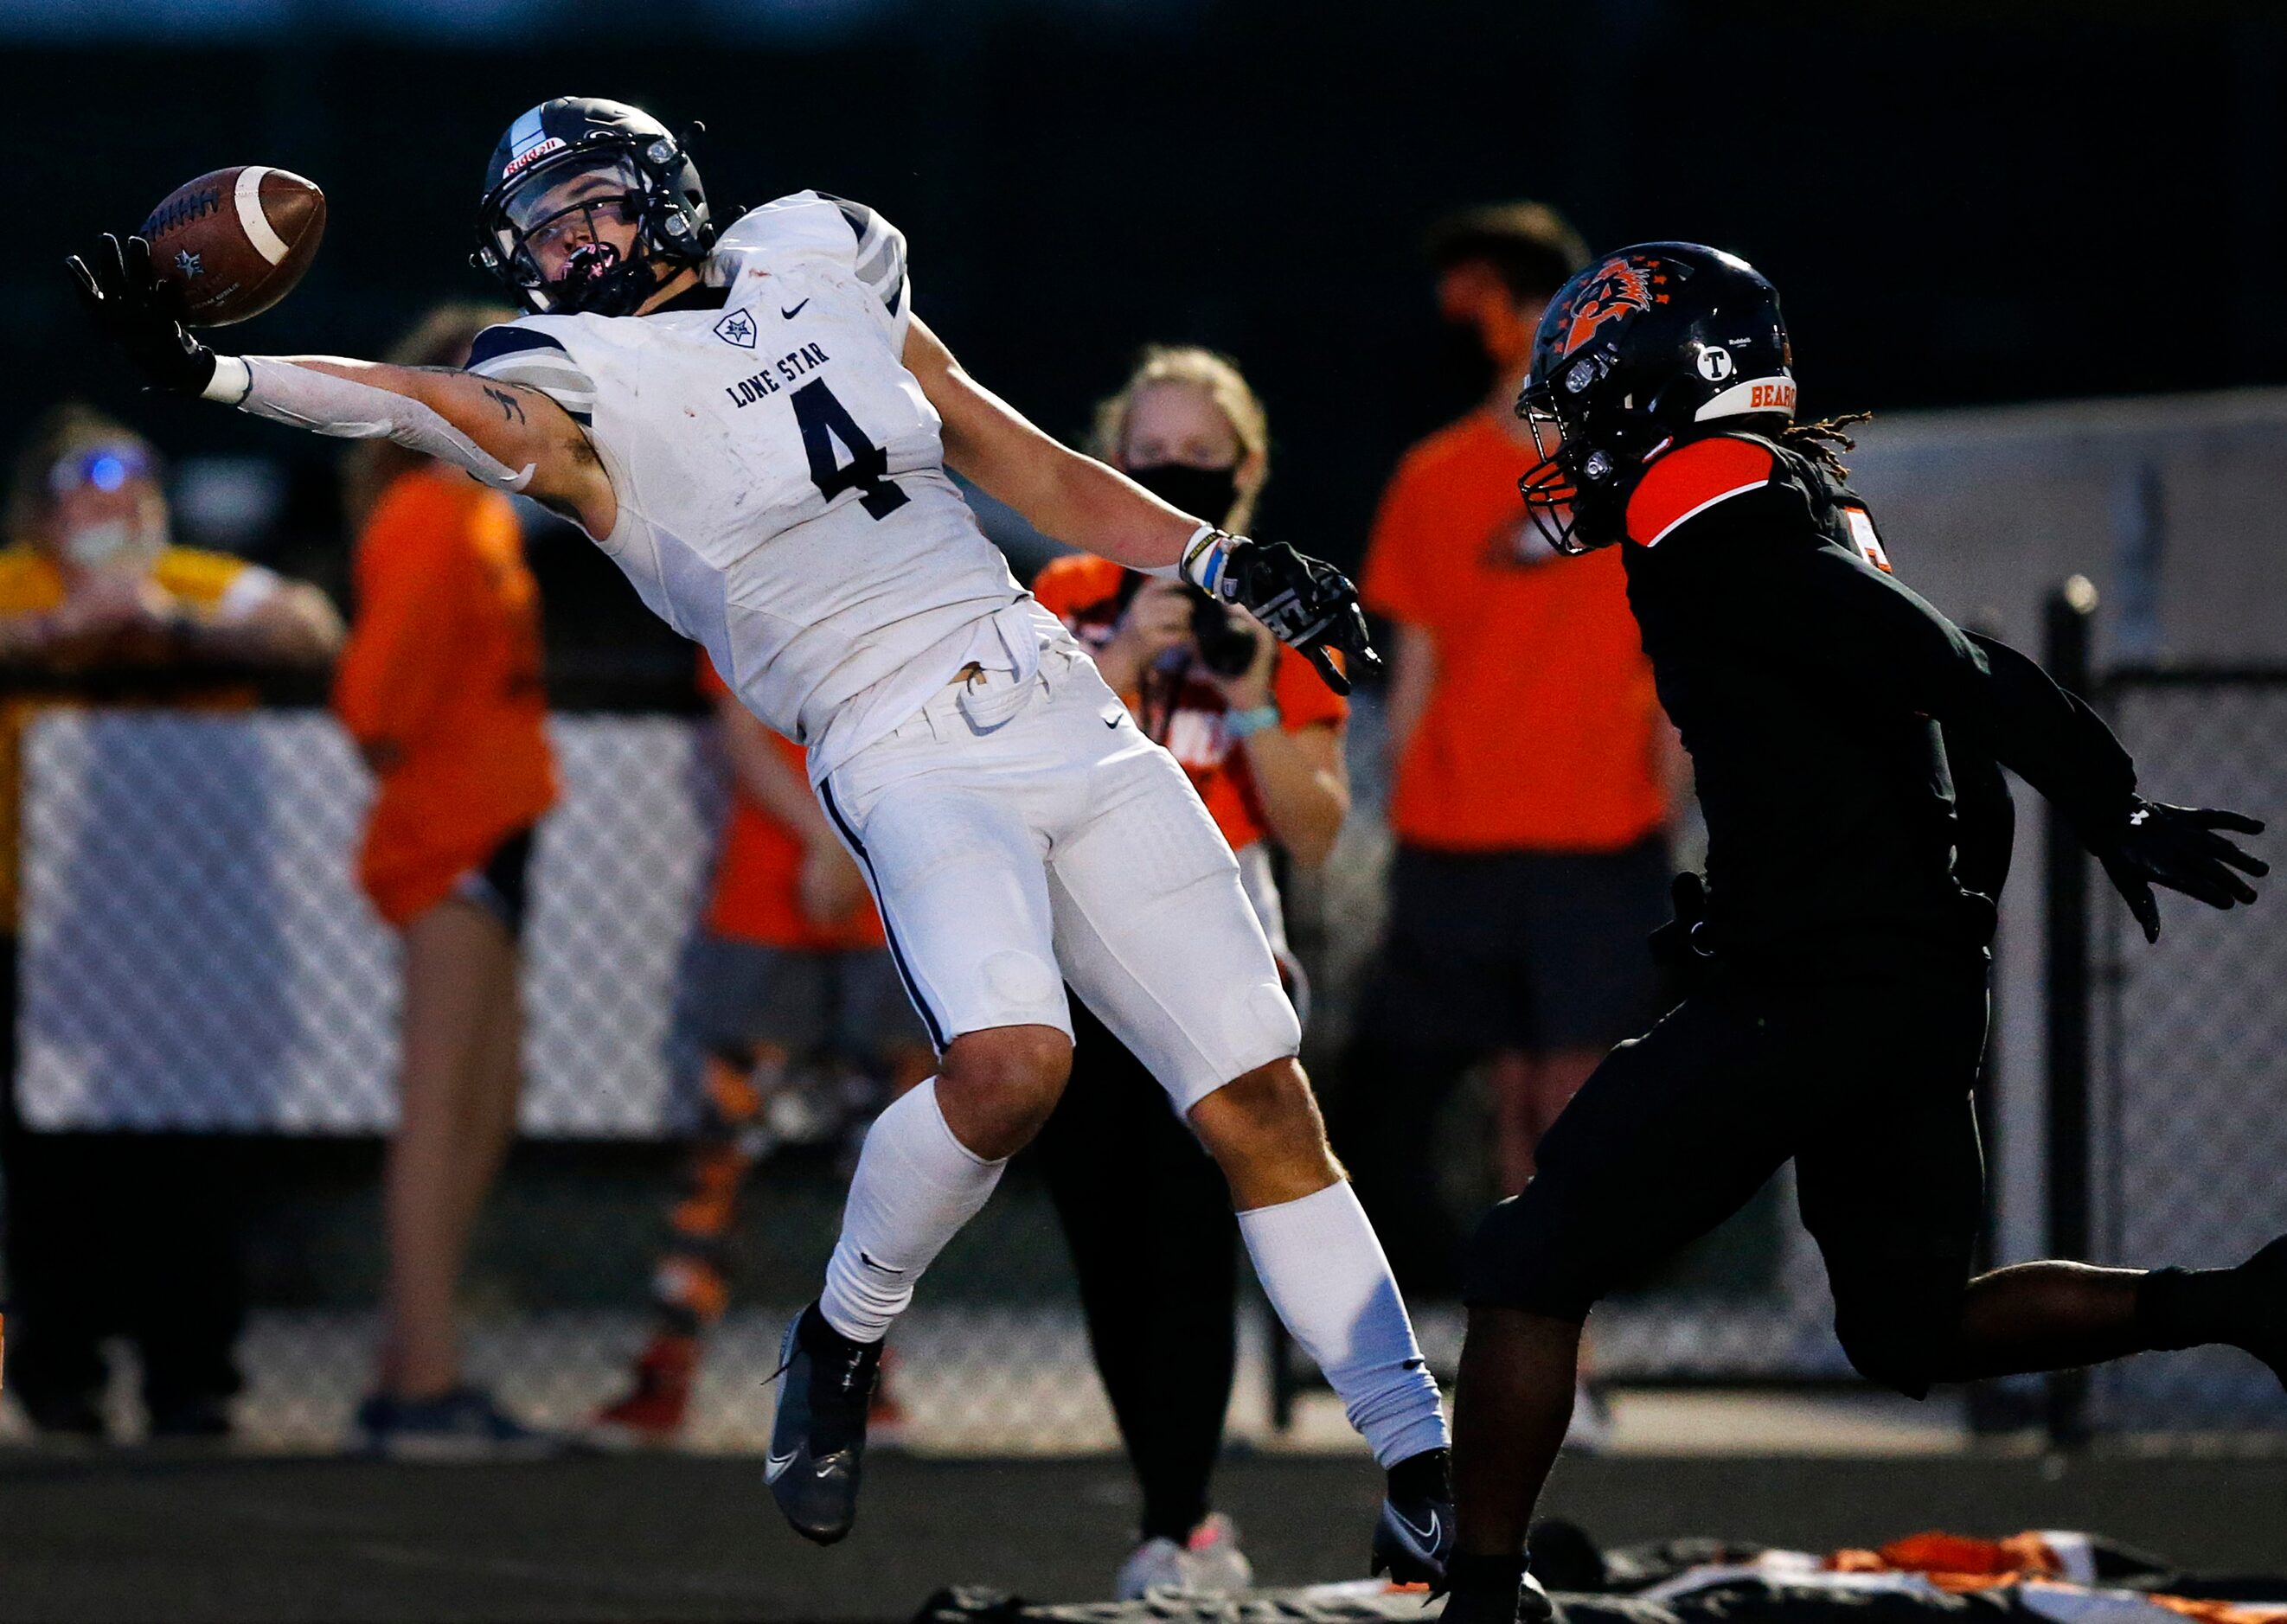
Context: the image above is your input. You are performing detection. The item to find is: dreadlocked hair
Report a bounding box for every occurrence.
[1779,412,1873,481]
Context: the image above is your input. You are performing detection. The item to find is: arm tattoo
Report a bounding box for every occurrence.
[482,384,528,424]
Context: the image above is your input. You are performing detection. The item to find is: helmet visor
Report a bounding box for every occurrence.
[491,154,647,290]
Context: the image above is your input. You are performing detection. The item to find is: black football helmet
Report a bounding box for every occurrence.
[1515,243,1794,553]
[473,97,715,317]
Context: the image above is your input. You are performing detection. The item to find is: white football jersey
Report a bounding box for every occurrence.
[466,190,1060,777]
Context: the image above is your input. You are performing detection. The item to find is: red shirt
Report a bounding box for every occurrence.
[1361,410,1669,853]
[1033,554,1346,853]
[696,655,887,952]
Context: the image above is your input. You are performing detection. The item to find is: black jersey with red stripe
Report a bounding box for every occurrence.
[1618,432,2133,966]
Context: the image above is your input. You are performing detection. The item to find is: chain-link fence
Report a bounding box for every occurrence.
[11,703,1864,1450]
[3,704,1877,1454]
[2089,673,2287,1438]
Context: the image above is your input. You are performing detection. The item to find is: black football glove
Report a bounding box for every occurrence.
[64,233,218,397]
[1214,536,1381,696]
[2092,796,2266,944]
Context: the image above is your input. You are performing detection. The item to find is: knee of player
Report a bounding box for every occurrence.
[1830,1295,1953,1399]
[1191,1060,1329,1170]
[939,1025,1073,1152]
[1461,1195,1599,1324]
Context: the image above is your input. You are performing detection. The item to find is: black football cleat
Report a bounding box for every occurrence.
[1371,1491,1456,1586]
[766,1302,883,1545]
[1373,1446,1456,1586]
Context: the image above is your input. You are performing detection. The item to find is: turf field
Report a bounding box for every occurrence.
[3,1448,2283,1624]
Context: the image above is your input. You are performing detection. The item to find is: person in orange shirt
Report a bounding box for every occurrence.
[1029,347,1349,1599]
[331,304,561,1458]
[1348,204,1677,1299]
[587,653,931,1446]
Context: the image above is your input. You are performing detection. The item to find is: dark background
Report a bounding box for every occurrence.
[15,0,2287,585]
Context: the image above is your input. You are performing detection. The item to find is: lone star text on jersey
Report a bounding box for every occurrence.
[725,342,832,408]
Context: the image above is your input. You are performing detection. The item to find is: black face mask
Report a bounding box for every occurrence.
[1124,462,1242,529]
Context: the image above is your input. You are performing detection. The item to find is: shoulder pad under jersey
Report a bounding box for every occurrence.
[1624,434,1778,548]
[710,190,909,322]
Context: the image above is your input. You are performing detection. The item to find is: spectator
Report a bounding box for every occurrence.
[1029,346,1348,1597]
[0,403,341,1442]
[586,651,932,1447]
[332,304,559,1458]
[1345,204,1677,1289]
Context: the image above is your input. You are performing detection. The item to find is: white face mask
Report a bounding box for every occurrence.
[61,516,159,571]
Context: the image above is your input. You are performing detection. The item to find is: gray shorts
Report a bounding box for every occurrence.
[682,935,927,1067]
[1360,836,1673,1055]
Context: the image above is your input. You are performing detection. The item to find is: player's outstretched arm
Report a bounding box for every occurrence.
[904,316,1196,567]
[906,316,1378,692]
[1768,544,2266,936]
[66,234,612,536]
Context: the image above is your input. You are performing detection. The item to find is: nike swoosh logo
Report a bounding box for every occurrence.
[764,1448,798,1482]
[782,298,810,318]
[1390,1506,1442,1550]
[859,1250,905,1274]
[1105,715,1122,727]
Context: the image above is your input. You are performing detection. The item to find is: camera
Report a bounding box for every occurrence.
[1188,589,1261,677]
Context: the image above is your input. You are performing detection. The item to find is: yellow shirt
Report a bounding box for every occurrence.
[0,543,275,619]
[0,543,280,927]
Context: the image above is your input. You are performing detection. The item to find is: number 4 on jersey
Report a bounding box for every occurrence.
[792,379,909,520]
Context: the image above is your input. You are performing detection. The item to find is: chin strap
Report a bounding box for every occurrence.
[203,356,535,491]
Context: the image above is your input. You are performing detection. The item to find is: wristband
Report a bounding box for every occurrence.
[1224,703,1280,739]
[1177,523,1233,597]
[202,355,253,405]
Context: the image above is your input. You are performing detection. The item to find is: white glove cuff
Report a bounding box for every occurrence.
[202,355,253,405]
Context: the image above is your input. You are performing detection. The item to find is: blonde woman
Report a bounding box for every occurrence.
[334,304,559,1457]
[1030,347,1348,1597]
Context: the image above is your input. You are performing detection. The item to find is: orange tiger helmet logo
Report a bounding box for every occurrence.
[1560,254,1672,358]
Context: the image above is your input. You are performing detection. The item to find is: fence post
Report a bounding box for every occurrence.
[2043,575,2098,1449]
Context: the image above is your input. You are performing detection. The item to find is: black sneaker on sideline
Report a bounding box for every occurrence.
[766,1302,881,1545]
[349,1385,559,1462]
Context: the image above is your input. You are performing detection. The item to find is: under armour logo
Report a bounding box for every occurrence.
[174,248,204,279]
[714,307,758,348]
[2130,808,2149,826]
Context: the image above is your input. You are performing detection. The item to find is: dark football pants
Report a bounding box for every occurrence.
[1035,994,1237,1544]
[1464,958,1990,1397]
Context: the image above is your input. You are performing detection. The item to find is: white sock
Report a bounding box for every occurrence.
[818,1079,1006,1343]
[1238,1180,1448,1467]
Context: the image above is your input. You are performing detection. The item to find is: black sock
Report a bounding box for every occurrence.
[799,1301,879,1354]
[1387,1446,1451,1505]
[2140,1237,2287,1355]
[2138,1267,2235,1352]
[1445,1552,1528,1598]
[1140,1501,1211,1546]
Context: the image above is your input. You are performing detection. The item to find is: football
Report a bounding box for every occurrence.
[139,165,326,327]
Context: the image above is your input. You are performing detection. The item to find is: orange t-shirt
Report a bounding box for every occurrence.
[333,468,558,926]
[1032,554,1346,853]
[1361,410,1669,853]
[697,655,887,952]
